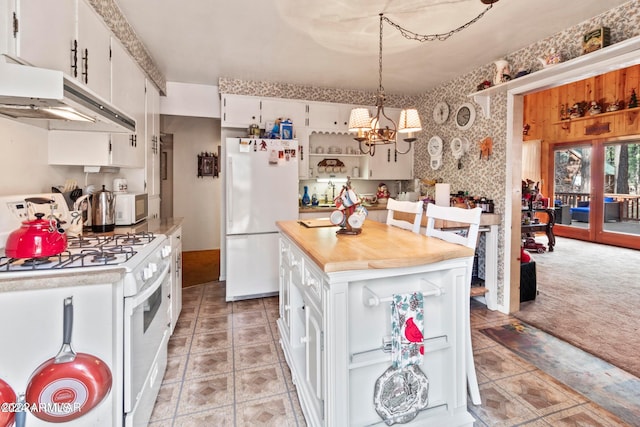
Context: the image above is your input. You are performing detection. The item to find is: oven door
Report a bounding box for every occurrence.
[123,261,170,415]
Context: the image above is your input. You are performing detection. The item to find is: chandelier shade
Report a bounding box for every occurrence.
[348,108,372,132]
[398,109,422,134]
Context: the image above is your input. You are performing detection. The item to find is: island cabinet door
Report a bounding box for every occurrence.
[303,299,324,421]
[344,266,467,426]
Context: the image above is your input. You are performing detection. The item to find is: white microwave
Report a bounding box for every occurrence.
[114,193,148,225]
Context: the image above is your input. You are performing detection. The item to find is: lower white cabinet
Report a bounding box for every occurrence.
[168,225,183,333]
[278,234,474,427]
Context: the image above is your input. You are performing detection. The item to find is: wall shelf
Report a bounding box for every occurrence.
[551,106,640,126]
[468,34,640,119]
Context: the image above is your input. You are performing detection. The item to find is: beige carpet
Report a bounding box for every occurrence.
[515,236,640,378]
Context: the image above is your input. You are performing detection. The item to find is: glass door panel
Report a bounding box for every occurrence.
[603,141,640,236]
[553,145,592,231]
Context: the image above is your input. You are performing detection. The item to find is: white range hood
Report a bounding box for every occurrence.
[0,58,135,133]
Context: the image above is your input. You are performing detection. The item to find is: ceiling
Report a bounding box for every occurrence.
[114,0,629,95]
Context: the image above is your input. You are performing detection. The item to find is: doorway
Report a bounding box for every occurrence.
[551,138,640,250]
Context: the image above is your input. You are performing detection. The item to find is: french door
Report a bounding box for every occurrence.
[551,138,640,250]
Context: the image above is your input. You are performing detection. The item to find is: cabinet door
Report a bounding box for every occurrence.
[307,102,340,130]
[14,0,75,74]
[303,300,324,419]
[111,38,145,168]
[221,95,261,128]
[170,227,183,333]
[260,98,307,136]
[297,130,310,179]
[146,81,161,197]
[76,0,111,99]
[48,131,111,166]
[363,143,414,180]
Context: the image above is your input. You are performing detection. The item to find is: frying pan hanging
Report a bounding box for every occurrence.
[25,297,112,423]
[0,378,16,427]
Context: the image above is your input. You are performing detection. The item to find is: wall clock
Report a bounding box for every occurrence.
[427,136,443,157]
[428,136,443,170]
[455,102,476,130]
[432,102,449,124]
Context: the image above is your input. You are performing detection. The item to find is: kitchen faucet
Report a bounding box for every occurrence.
[327,181,336,203]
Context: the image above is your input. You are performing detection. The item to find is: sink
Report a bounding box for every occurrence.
[317,203,336,208]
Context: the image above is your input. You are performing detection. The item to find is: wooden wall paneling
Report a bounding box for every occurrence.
[542,89,555,142]
[624,67,640,134]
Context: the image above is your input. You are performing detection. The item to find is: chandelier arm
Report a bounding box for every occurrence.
[381,4,494,42]
[394,139,413,155]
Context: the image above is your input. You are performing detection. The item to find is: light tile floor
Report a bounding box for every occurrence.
[149,282,632,426]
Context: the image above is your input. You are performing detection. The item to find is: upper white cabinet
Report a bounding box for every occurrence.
[10,0,111,100]
[146,81,161,198]
[362,142,414,180]
[221,95,261,128]
[261,98,307,136]
[307,102,353,132]
[8,0,74,72]
[221,94,307,133]
[111,38,145,168]
[48,130,112,166]
[76,0,111,98]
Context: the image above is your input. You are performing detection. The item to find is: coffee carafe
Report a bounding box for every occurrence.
[91,185,116,233]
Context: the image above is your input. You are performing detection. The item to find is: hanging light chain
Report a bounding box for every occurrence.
[381,3,495,42]
[378,13,384,93]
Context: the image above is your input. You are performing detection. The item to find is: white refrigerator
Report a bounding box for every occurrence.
[224,137,299,301]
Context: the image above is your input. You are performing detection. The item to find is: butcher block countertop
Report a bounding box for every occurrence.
[277,219,474,273]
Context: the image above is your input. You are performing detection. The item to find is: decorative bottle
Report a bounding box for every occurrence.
[302,186,311,206]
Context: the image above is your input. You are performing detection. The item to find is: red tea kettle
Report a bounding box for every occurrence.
[5,198,68,259]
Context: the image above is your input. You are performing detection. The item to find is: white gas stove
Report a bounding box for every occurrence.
[0,193,169,296]
[0,193,171,427]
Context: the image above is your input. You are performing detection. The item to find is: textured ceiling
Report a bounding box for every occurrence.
[114,0,630,94]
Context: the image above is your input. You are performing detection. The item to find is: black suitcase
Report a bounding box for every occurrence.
[520,261,537,302]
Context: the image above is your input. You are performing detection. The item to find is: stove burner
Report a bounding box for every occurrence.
[120,236,142,245]
[92,252,117,263]
[67,237,92,248]
[22,257,52,267]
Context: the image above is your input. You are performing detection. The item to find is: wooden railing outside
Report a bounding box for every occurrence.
[554,192,640,222]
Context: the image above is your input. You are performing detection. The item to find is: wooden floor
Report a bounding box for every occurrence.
[181,249,220,287]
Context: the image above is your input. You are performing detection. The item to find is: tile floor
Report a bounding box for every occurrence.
[148,282,632,426]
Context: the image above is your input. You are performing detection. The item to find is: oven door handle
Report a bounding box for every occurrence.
[125,262,170,315]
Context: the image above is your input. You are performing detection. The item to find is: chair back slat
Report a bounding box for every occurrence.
[385,198,424,234]
[425,204,482,249]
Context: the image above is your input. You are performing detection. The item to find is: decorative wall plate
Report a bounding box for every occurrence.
[373,364,429,425]
[455,102,476,130]
[432,102,449,124]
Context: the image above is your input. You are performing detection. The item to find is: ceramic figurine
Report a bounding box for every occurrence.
[588,101,601,116]
[606,100,621,112]
[630,89,638,108]
[538,48,562,67]
[569,102,583,119]
[493,59,511,85]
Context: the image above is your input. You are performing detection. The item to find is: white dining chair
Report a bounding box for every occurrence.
[385,198,424,234]
[425,203,483,405]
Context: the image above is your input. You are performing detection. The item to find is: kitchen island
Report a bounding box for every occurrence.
[276,220,476,426]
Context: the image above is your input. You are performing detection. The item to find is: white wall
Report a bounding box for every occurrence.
[0,117,90,195]
[161,115,221,251]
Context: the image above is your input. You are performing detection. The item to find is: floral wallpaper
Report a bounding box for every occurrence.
[218,0,640,310]
[87,0,166,94]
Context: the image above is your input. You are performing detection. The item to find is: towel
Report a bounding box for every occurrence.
[391,292,424,368]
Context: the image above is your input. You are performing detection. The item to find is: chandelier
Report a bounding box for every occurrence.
[348,14,419,157]
[349,1,498,156]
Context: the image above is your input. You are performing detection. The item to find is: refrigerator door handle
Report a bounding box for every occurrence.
[227,157,233,228]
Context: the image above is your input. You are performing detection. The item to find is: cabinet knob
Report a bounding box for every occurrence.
[300,336,310,344]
